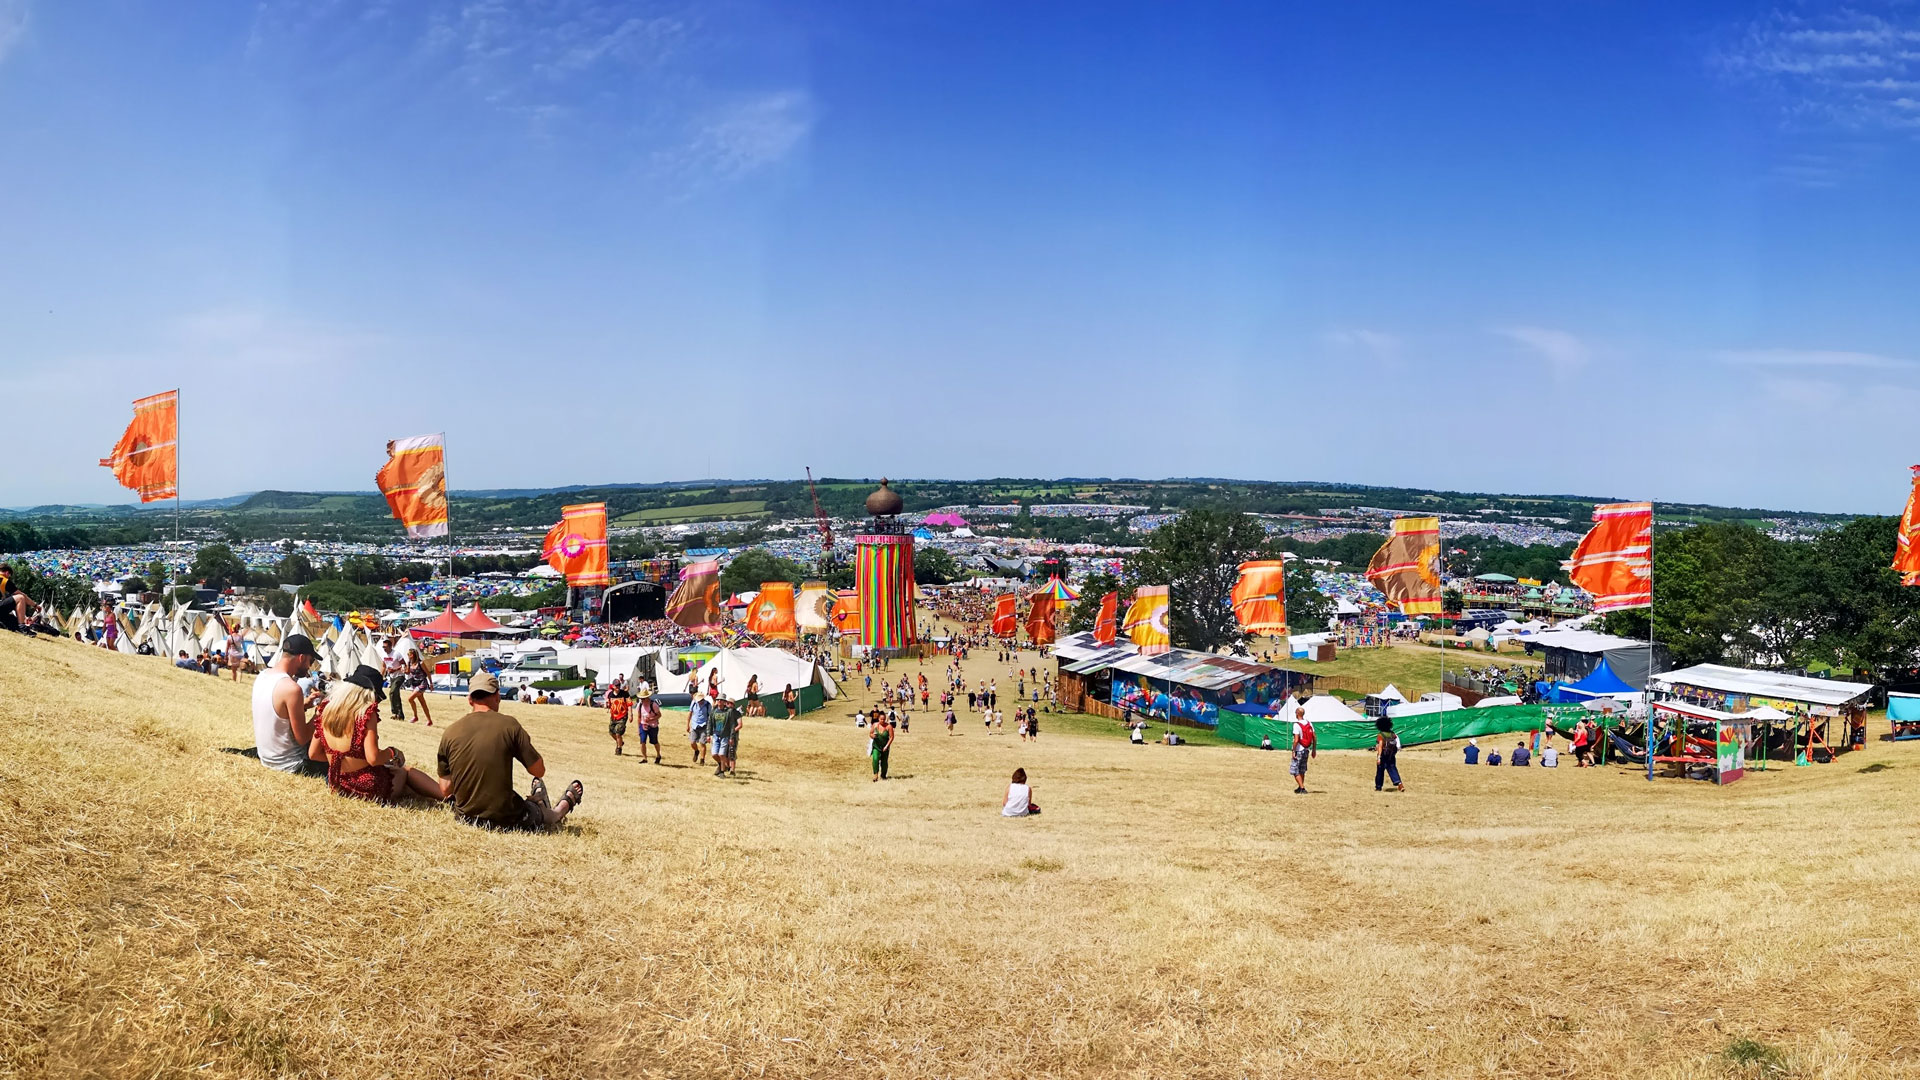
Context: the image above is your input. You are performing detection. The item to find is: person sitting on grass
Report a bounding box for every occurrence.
[1001,767,1040,817]
[1510,739,1531,767]
[1487,747,1502,766]
[436,672,582,831]
[311,665,444,804]
[252,634,325,778]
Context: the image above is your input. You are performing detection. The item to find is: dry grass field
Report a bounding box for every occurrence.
[6,629,1920,1079]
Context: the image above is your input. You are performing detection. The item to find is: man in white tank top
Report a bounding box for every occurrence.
[253,634,323,775]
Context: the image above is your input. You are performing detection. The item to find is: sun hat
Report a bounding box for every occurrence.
[469,671,500,696]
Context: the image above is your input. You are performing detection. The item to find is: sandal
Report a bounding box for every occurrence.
[560,780,584,809]
[528,777,550,809]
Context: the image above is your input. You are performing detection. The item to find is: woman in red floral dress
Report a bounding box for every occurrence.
[314,666,444,804]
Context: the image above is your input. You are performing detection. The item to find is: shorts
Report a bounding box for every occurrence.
[1289,747,1311,777]
[639,726,659,745]
[458,794,548,833]
[690,724,708,745]
[709,734,727,757]
[608,718,628,736]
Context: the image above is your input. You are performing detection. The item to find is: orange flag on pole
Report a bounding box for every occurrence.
[1365,517,1443,615]
[1122,585,1170,654]
[1567,502,1653,611]
[374,433,449,539]
[541,503,611,586]
[1231,560,1290,634]
[1092,591,1119,645]
[670,561,725,633]
[1895,468,1920,586]
[98,390,178,502]
[991,594,1017,637]
[746,581,798,640]
[1025,592,1057,645]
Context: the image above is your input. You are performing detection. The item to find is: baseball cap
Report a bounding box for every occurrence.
[281,634,319,658]
[469,671,499,696]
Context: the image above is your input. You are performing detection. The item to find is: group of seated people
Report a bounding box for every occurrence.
[1462,737,1560,767]
[252,634,584,831]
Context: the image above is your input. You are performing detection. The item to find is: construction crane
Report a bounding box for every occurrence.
[806,466,835,573]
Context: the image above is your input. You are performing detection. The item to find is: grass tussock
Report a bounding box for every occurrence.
[4,629,1920,1078]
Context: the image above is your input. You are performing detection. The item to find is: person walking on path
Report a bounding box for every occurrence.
[688,694,712,766]
[1374,718,1405,792]
[709,696,741,777]
[635,685,663,763]
[606,684,631,756]
[870,711,894,781]
[1288,704,1315,794]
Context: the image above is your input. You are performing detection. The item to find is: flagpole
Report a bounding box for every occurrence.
[443,436,454,585]
[1646,504,1657,783]
[1437,526,1445,746]
[173,388,182,544]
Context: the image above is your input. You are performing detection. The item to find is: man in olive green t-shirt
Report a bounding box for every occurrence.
[709,696,742,778]
[437,672,583,830]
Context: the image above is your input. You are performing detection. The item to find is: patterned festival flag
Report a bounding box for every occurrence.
[1895,468,1920,586]
[796,581,834,632]
[992,594,1017,637]
[1025,591,1057,645]
[1365,516,1444,615]
[667,561,724,633]
[746,581,798,640]
[1092,591,1119,646]
[541,503,611,587]
[829,589,861,635]
[98,390,179,502]
[374,433,449,539]
[1567,502,1654,611]
[1231,560,1290,634]
[1122,585,1171,654]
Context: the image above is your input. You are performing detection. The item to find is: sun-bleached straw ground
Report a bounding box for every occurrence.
[5,629,1919,1079]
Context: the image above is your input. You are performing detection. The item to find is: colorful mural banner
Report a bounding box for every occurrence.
[855,533,918,650]
[667,560,723,632]
[796,581,834,632]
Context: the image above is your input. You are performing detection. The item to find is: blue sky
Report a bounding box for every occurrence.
[4,1,1920,514]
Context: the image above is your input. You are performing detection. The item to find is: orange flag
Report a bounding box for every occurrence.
[1231,560,1290,634]
[1025,592,1057,645]
[669,561,724,632]
[375,434,449,539]
[1092,591,1118,645]
[829,589,861,635]
[746,581,798,640]
[991,594,1017,637]
[541,503,611,586]
[1365,517,1443,615]
[1896,468,1920,586]
[1567,502,1653,612]
[98,390,178,502]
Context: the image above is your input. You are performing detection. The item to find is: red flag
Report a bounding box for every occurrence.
[542,503,611,587]
[1896,468,1920,586]
[1092,591,1118,645]
[1567,502,1653,612]
[99,390,178,502]
[991,594,1017,637]
[1231,560,1289,634]
[1025,592,1057,645]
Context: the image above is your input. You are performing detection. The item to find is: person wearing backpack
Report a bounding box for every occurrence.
[1288,703,1316,794]
[1374,717,1405,792]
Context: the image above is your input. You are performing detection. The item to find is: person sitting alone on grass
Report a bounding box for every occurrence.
[311,665,444,804]
[1001,767,1039,817]
[436,672,582,831]
[1541,743,1559,768]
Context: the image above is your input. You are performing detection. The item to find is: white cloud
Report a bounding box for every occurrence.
[1716,9,1920,133]
[669,90,815,181]
[1494,326,1589,377]
[1718,347,1914,369]
[0,0,28,65]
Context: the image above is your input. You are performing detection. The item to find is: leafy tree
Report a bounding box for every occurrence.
[914,546,962,585]
[719,549,808,598]
[276,552,317,586]
[1124,509,1270,653]
[1804,516,1920,678]
[120,575,149,595]
[8,565,96,614]
[189,544,251,591]
[1442,587,1463,616]
[299,579,397,612]
[1065,573,1121,634]
[145,559,169,592]
[1286,563,1333,633]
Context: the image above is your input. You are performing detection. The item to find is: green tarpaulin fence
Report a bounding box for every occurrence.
[1215,704,1610,751]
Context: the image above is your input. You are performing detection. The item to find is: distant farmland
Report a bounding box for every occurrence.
[614,500,768,525]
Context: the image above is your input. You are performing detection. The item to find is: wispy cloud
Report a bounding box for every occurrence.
[0,0,28,65]
[1494,326,1589,378]
[1715,8,1920,134]
[1321,328,1402,367]
[662,90,815,182]
[1719,347,1914,369]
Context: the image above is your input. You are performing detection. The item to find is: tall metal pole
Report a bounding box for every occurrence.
[1437,521,1445,745]
[1646,504,1657,782]
[174,388,182,544]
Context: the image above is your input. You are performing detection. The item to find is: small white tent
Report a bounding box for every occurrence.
[683,647,840,702]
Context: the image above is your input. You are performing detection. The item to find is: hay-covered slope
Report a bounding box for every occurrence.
[3,631,1916,1079]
